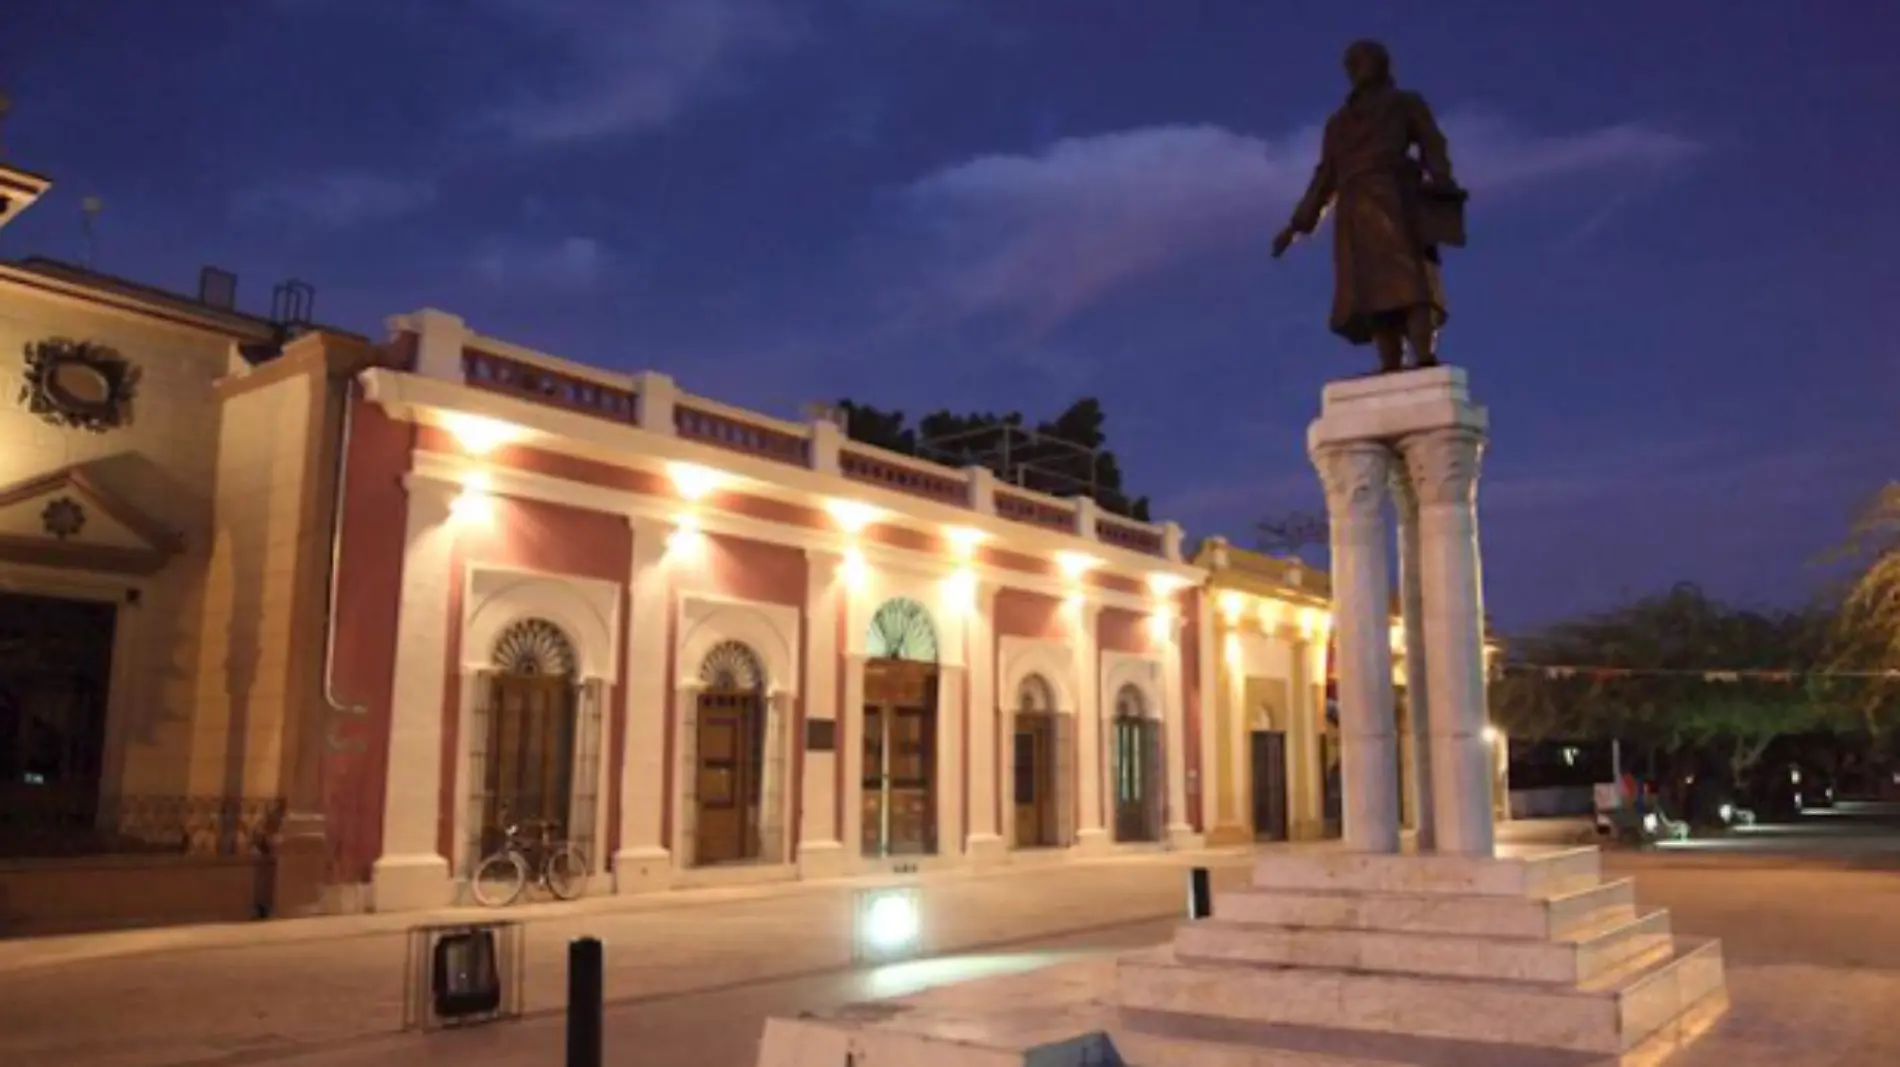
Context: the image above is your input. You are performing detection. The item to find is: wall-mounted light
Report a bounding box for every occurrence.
[1217,590,1245,626]
[1055,551,1102,580]
[665,513,703,557]
[1147,604,1176,644]
[1146,573,1188,597]
[1258,601,1284,633]
[667,461,721,502]
[442,413,522,457]
[1482,724,1501,745]
[944,525,988,562]
[450,471,495,525]
[841,545,870,591]
[942,568,978,615]
[1223,632,1243,668]
[826,499,881,535]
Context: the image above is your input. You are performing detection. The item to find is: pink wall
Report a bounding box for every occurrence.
[435,495,633,860]
[1097,606,1150,656]
[992,587,1064,642]
[326,393,415,883]
[1179,587,1204,830]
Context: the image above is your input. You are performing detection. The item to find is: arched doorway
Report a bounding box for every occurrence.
[862,597,939,857]
[1011,673,1065,849]
[1110,683,1162,843]
[693,640,769,866]
[470,619,595,865]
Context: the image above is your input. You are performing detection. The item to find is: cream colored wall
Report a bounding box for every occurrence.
[188,373,321,797]
[0,285,243,797]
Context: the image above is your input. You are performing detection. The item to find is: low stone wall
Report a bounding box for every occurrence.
[0,855,268,938]
[1508,785,1596,819]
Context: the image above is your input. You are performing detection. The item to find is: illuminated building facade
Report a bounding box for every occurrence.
[329,309,1207,911]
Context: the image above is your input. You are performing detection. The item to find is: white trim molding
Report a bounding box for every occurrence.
[997,636,1077,713]
[462,564,623,683]
[1101,649,1166,720]
[675,592,801,697]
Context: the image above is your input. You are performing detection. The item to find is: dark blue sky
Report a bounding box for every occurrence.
[4,2,1895,629]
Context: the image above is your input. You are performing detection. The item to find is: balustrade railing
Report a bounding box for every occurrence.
[445,335,1178,560]
[674,401,811,466]
[994,489,1078,534]
[462,349,639,426]
[1095,513,1166,557]
[0,790,287,860]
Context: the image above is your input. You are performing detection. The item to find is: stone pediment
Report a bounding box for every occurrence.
[0,464,183,575]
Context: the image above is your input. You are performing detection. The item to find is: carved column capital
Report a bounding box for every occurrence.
[1398,428,1485,509]
[1310,441,1394,526]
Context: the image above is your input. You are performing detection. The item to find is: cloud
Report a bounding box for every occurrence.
[892,112,1702,329]
[472,236,610,288]
[231,172,436,228]
[481,0,802,146]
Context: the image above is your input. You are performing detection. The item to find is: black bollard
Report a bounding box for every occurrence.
[1187,866,1213,920]
[566,937,603,1067]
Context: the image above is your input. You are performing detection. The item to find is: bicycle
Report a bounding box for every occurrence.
[470,818,589,906]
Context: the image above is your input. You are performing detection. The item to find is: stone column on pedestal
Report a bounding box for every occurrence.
[1391,471,1437,852]
[1399,426,1495,857]
[1310,442,1401,854]
[613,517,673,892]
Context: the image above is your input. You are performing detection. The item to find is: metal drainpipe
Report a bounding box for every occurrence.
[321,372,369,750]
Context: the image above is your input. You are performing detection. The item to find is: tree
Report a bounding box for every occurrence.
[1488,584,1842,791]
[835,396,1152,520]
[1823,482,1900,745]
[1256,511,1329,557]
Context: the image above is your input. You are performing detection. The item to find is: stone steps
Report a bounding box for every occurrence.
[1116,938,1726,1055]
[1108,983,1731,1067]
[1213,876,1638,941]
[1172,907,1673,985]
[1251,848,1603,900]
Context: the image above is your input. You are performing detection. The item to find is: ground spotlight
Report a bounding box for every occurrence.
[853,886,922,963]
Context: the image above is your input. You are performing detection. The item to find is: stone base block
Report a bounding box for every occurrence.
[1252,847,1601,899]
[1117,938,1726,1056]
[1173,908,1673,985]
[368,853,452,912]
[1072,828,1112,855]
[1167,824,1206,851]
[966,833,1009,865]
[612,846,673,893]
[795,839,850,880]
[1214,876,1637,940]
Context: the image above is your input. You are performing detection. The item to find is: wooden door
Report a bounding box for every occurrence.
[1112,714,1161,843]
[480,675,574,857]
[1251,730,1289,841]
[1013,713,1058,847]
[695,691,762,865]
[860,660,939,857]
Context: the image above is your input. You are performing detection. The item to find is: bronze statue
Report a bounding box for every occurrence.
[1272,40,1467,374]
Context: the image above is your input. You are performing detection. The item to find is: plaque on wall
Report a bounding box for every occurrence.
[805,719,837,752]
[18,338,142,433]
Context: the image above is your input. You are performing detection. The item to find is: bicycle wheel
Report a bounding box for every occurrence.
[544,844,589,901]
[470,851,529,907]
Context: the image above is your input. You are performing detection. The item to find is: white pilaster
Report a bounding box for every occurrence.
[1071,598,1108,851]
[1193,590,1222,838]
[1392,471,1437,852]
[965,580,1005,860]
[797,549,847,876]
[371,478,456,911]
[1399,426,1495,857]
[1161,612,1199,848]
[403,308,469,382]
[1292,634,1331,840]
[613,516,673,891]
[1310,441,1400,855]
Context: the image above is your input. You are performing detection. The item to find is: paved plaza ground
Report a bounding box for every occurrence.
[2,815,1897,1067]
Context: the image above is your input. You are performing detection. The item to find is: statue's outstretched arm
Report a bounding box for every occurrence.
[1287,156,1336,235]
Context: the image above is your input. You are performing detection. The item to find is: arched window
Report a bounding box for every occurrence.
[1115,682,1147,719]
[492,618,578,677]
[1017,673,1057,714]
[866,597,939,662]
[699,640,766,692]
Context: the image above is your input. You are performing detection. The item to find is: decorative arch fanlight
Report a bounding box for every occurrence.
[1017,672,1057,714]
[866,597,939,663]
[1114,682,1147,719]
[699,639,767,692]
[491,618,579,677]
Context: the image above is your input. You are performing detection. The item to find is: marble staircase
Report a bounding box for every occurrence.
[755,847,1729,1066]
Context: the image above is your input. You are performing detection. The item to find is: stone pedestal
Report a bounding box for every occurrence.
[756,848,1729,1066]
[1308,367,1492,857]
[752,369,1727,1067]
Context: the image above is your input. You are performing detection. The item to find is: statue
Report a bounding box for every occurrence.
[1272,40,1468,375]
